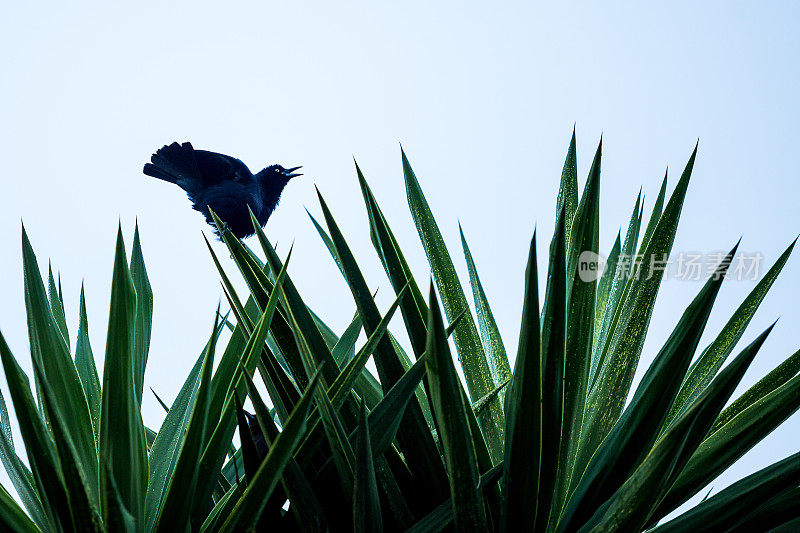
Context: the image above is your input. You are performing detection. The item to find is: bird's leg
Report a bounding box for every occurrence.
[218,222,237,258]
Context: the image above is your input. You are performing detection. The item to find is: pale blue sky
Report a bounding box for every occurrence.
[1,1,798,519]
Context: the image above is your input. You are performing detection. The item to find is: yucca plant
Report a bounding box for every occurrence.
[1,132,798,532]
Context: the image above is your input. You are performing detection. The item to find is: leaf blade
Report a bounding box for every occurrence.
[667,238,796,424]
[219,372,321,532]
[99,226,148,525]
[402,149,506,460]
[353,401,382,533]
[501,231,541,530]
[424,283,488,532]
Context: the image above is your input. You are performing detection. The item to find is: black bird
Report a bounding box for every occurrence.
[143,142,301,238]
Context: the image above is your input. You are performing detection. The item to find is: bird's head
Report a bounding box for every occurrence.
[259,164,303,184]
[256,164,302,208]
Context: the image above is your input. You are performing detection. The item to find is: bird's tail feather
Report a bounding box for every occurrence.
[143,162,178,183]
[143,142,202,194]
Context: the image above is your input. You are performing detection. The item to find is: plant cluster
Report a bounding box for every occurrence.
[0,134,798,532]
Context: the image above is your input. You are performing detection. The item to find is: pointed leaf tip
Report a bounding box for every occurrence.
[400,146,411,166]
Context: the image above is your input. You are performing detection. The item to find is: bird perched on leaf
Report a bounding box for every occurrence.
[143,142,301,238]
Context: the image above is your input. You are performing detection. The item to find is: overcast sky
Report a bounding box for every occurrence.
[1,1,798,520]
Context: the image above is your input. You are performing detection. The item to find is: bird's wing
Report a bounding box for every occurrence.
[193,150,254,186]
[147,142,203,185]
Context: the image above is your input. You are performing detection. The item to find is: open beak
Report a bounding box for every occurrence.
[284,166,303,178]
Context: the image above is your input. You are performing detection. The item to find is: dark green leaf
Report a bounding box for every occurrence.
[153,313,219,531]
[593,232,621,345]
[144,321,224,531]
[727,485,800,532]
[354,401,382,533]
[357,162,429,358]
[0,330,69,531]
[189,256,290,527]
[407,463,504,533]
[460,225,509,387]
[558,126,579,249]
[424,283,488,532]
[331,311,362,365]
[501,231,541,531]
[130,223,153,406]
[47,263,69,345]
[33,360,103,531]
[557,138,601,505]
[100,226,148,525]
[537,205,567,532]
[233,395,261,483]
[307,206,346,277]
[22,225,99,507]
[638,169,667,256]
[653,451,800,532]
[711,347,800,433]
[590,191,641,385]
[560,246,734,529]
[668,238,796,423]
[244,372,328,531]
[248,207,343,385]
[402,149,506,460]
[305,215,389,409]
[0,485,39,533]
[219,372,321,532]
[575,324,771,533]
[315,380,356,495]
[328,284,408,409]
[0,380,47,529]
[204,234,291,426]
[316,188,449,507]
[651,349,800,522]
[579,145,698,487]
[256,341,302,425]
[357,356,428,458]
[102,463,136,533]
[197,484,240,533]
[75,284,101,444]
[471,378,510,415]
[203,233,252,336]
[150,388,170,413]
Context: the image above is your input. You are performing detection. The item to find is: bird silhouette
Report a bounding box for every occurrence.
[143,142,301,238]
